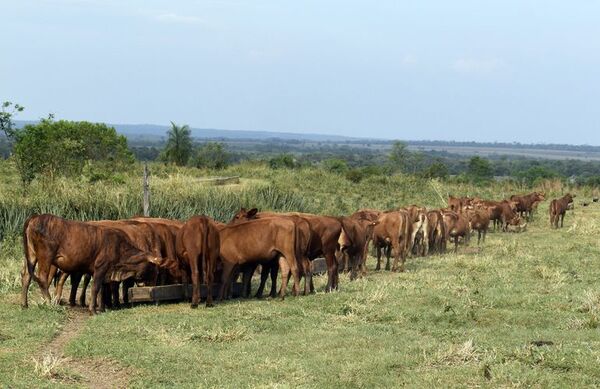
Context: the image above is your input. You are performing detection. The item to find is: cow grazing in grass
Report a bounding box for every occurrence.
[176,216,220,307]
[549,193,575,228]
[21,214,168,314]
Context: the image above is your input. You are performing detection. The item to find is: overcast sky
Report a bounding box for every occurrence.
[2,0,599,144]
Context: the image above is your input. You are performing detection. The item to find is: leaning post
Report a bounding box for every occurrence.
[143,162,150,217]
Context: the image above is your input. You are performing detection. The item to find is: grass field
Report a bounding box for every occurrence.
[1,161,599,387]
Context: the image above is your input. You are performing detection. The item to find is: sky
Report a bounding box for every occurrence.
[2,0,599,144]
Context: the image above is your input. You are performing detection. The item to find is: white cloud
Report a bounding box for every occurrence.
[452,58,504,75]
[154,13,204,24]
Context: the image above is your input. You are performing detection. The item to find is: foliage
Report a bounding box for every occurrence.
[192,142,230,169]
[0,101,24,139]
[388,140,409,172]
[268,154,299,169]
[515,165,559,186]
[162,122,192,166]
[422,160,449,179]
[11,119,134,185]
[467,156,493,183]
[323,158,349,174]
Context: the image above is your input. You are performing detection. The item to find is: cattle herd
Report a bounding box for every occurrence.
[20,191,576,315]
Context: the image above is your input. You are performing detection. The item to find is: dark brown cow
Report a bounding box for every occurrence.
[510,192,545,220]
[21,214,167,314]
[217,217,303,300]
[472,199,519,232]
[426,210,446,254]
[549,193,575,228]
[176,216,220,307]
[372,210,410,272]
[232,209,343,292]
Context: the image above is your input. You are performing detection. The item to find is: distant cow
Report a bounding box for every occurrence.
[21,214,167,314]
[549,193,575,228]
[510,192,545,221]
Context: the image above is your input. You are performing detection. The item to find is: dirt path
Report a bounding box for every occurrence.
[38,307,132,388]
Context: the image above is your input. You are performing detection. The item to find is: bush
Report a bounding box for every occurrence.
[11,119,134,185]
[192,142,230,169]
[323,158,349,174]
[269,154,298,169]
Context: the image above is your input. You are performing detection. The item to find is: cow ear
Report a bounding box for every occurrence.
[247,208,258,218]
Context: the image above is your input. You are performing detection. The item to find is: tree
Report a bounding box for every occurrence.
[192,142,229,169]
[163,122,192,166]
[11,119,134,185]
[467,156,493,182]
[388,141,409,172]
[422,160,449,179]
[0,101,24,139]
[323,158,349,174]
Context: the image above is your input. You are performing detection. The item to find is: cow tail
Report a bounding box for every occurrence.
[22,214,41,283]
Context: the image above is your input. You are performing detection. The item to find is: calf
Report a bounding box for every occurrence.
[549,193,575,228]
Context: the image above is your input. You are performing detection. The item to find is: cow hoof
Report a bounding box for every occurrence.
[190,303,198,309]
[205,303,214,308]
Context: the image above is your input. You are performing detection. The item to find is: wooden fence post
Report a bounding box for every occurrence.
[143,162,150,217]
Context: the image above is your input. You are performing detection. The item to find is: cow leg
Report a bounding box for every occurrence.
[324,251,338,292]
[375,246,382,271]
[90,277,103,315]
[111,282,121,309]
[454,237,459,253]
[218,262,235,302]
[561,213,565,228]
[122,279,134,305]
[241,266,253,299]
[190,254,201,308]
[255,264,269,298]
[269,262,279,297]
[391,244,400,272]
[80,274,91,307]
[278,257,291,300]
[36,261,53,303]
[54,271,69,305]
[303,258,312,295]
[68,273,82,307]
[101,283,111,311]
[385,245,392,271]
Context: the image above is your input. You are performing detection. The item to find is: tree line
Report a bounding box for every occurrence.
[2,101,600,187]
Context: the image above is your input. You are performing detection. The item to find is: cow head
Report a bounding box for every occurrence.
[230,207,259,224]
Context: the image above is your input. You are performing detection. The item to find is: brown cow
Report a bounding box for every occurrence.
[472,199,519,232]
[176,216,220,307]
[464,208,490,245]
[217,217,303,300]
[21,214,167,314]
[441,210,470,252]
[229,210,315,297]
[404,206,429,257]
[232,209,343,292]
[549,193,575,228]
[510,192,545,221]
[372,210,410,272]
[426,210,446,254]
[337,217,378,279]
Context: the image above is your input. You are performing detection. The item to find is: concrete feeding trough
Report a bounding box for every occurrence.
[128,282,243,305]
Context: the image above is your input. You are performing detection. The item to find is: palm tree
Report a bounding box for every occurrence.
[164,121,192,166]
